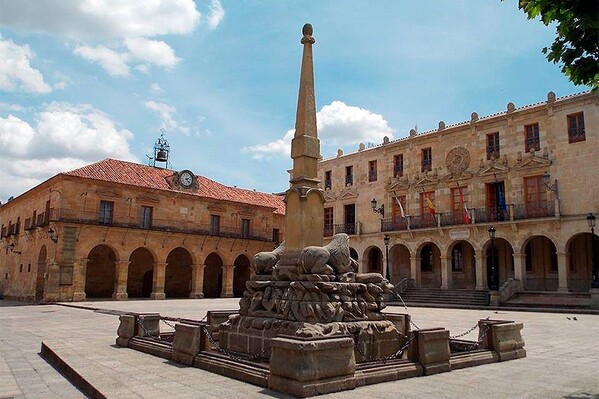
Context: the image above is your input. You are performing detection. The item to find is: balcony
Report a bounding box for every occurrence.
[333,223,358,235]
[380,200,556,232]
[47,208,275,242]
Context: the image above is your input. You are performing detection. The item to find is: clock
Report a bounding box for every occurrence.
[178,170,194,188]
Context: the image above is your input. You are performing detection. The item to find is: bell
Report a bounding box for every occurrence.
[156,150,168,162]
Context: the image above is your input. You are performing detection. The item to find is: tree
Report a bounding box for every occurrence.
[515,0,599,89]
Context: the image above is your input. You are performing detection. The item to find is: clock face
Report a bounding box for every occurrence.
[179,170,194,188]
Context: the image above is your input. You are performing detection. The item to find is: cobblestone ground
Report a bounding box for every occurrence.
[1,298,598,399]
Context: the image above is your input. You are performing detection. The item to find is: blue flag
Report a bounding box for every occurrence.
[497,182,506,211]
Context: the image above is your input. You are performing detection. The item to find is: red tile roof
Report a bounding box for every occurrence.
[63,159,286,214]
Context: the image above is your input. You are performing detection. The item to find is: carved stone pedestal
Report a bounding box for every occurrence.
[479,319,526,361]
[173,324,204,365]
[410,328,451,375]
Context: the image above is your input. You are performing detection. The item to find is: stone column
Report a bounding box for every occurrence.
[72,258,88,301]
[221,265,234,298]
[151,262,167,300]
[475,252,486,290]
[556,252,568,293]
[440,256,452,289]
[411,256,420,287]
[113,260,129,300]
[513,252,526,286]
[44,259,61,302]
[190,264,205,299]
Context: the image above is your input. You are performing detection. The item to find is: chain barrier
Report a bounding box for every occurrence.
[354,332,415,363]
[201,325,271,362]
[449,324,491,352]
[449,316,491,339]
[138,316,161,342]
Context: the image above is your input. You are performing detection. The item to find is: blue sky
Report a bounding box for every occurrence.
[0,0,587,203]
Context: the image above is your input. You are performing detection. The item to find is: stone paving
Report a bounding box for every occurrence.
[1,298,598,399]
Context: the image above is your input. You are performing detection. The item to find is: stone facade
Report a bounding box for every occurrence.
[0,159,285,302]
[318,91,599,296]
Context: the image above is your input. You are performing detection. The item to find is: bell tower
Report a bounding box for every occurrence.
[148,128,170,168]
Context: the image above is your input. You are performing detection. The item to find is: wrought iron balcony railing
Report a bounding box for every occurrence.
[47,208,275,242]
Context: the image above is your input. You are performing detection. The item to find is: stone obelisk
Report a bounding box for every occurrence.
[276,23,325,280]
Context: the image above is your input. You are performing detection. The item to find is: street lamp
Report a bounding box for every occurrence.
[48,227,58,243]
[488,226,497,290]
[371,198,385,218]
[542,171,559,198]
[587,213,598,288]
[383,234,390,281]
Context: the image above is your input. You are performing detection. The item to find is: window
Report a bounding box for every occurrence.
[241,218,250,238]
[567,112,585,143]
[421,148,432,172]
[345,166,353,186]
[98,201,114,225]
[391,195,406,219]
[324,207,334,237]
[368,160,377,182]
[20,264,23,273]
[27,263,31,272]
[525,123,540,152]
[344,204,356,235]
[524,175,548,217]
[393,154,404,177]
[452,243,464,272]
[486,132,500,160]
[140,206,152,229]
[324,170,332,190]
[272,228,280,243]
[210,214,220,235]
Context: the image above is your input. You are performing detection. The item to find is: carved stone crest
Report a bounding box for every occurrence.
[446,147,470,175]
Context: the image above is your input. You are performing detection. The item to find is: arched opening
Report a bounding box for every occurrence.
[165,247,193,298]
[523,236,557,291]
[127,248,154,298]
[349,247,359,261]
[484,238,514,290]
[364,246,383,273]
[233,254,251,298]
[85,245,116,298]
[203,252,223,298]
[35,246,47,300]
[390,244,410,284]
[142,270,153,298]
[449,241,476,289]
[418,243,441,288]
[566,233,595,292]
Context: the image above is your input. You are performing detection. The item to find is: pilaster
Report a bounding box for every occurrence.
[412,256,421,286]
[556,252,568,293]
[72,258,88,301]
[475,252,486,290]
[512,252,526,285]
[440,256,452,289]
[221,265,234,298]
[190,264,205,299]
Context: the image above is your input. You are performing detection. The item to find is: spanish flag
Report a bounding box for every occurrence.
[425,194,436,216]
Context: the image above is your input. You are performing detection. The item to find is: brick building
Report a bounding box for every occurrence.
[318,91,598,300]
[0,159,285,302]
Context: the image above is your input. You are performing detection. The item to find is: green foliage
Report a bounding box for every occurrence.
[517,0,599,89]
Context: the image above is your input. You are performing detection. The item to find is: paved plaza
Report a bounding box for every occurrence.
[1,298,598,399]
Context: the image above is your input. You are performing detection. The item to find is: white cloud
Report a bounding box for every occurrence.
[206,0,225,30]
[125,37,180,68]
[0,0,201,40]
[0,38,52,94]
[242,101,394,159]
[0,102,138,202]
[149,83,162,93]
[144,100,189,135]
[74,45,130,77]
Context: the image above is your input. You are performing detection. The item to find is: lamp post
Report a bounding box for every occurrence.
[488,226,497,290]
[384,234,390,281]
[587,213,598,288]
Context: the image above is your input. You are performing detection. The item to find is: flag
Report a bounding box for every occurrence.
[457,184,470,224]
[424,193,436,216]
[497,182,506,211]
[393,191,405,218]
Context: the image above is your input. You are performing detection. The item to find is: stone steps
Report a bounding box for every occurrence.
[396,288,489,306]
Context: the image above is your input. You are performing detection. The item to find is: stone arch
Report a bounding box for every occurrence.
[565,232,595,292]
[447,240,476,289]
[127,247,154,298]
[521,235,557,291]
[363,246,383,273]
[389,243,410,284]
[417,242,442,288]
[203,252,223,298]
[165,247,193,298]
[233,254,251,298]
[35,245,47,300]
[482,238,514,290]
[85,244,116,298]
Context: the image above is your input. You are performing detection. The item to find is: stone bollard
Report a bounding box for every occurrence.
[116,315,136,347]
[478,319,526,361]
[409,328,451,375]
[137,313,161,337]
[173,323,205,365]
[269,335,356,398]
